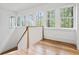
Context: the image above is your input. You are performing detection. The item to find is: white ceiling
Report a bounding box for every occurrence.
[0,3,41,12]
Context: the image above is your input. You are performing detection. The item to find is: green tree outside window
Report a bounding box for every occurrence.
[61,7,73,28]
[47,10,55,27]
[36,11,44,26]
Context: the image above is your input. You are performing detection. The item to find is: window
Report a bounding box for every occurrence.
[47,10,55,27]
[36,11,44,26]
[21,16,26,26]
[28,15,35,26]
[17,16,21,26]
[17,16,26,27]
[60,7,73,28]
[9,16,16,28]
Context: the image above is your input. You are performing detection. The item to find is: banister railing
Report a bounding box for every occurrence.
[17,26,28,45]
[17,26,44,48]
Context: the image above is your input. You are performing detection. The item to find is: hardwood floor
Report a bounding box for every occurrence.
[4,39,79,55]
[0,47,17,55]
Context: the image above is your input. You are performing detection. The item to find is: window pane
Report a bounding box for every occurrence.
[61,7,73,17]
[20,16,25,26]
[47,10,55,27]
[9,16,16,28]
[61,7,73,28]
[61,18,73,28]
[49,19,55,27]
[28,15,33,26]
[17,17,21,26]
[36,11,44,26]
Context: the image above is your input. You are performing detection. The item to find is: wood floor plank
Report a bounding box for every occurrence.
[4,39,79,55]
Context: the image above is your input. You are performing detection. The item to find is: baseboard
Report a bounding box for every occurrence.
[0,47,17,55]
[43,38,77,50]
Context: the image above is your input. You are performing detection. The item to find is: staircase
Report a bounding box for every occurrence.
[0,26,43,54]
[0,26,27,54]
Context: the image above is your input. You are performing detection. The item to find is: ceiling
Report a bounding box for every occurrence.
[0,3,42,12]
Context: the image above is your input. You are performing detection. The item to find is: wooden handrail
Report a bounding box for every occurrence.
[17,26,28,45]
[17,26,44,48]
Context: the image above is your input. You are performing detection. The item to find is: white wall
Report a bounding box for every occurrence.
[0,27,26,53]
[0,9,16,53]
[18,27,43,50]
[0,10,15,44]
[18,3,77,44]
[44,28,76,44]
[0,9,27,53]
[29,27,43,48]
[77,4,79,49]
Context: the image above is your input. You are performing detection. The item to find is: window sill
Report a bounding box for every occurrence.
[44,27,76,31]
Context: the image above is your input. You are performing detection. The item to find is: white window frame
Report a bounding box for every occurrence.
[59,5,77,30]
[45,4,77,30]
[47,10,56,27]
[16,16,26,28]
[9,16,16,29]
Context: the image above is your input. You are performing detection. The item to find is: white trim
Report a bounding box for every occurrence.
[44,27,76,30]
[46,4,76,30]
[59,4,75,9]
